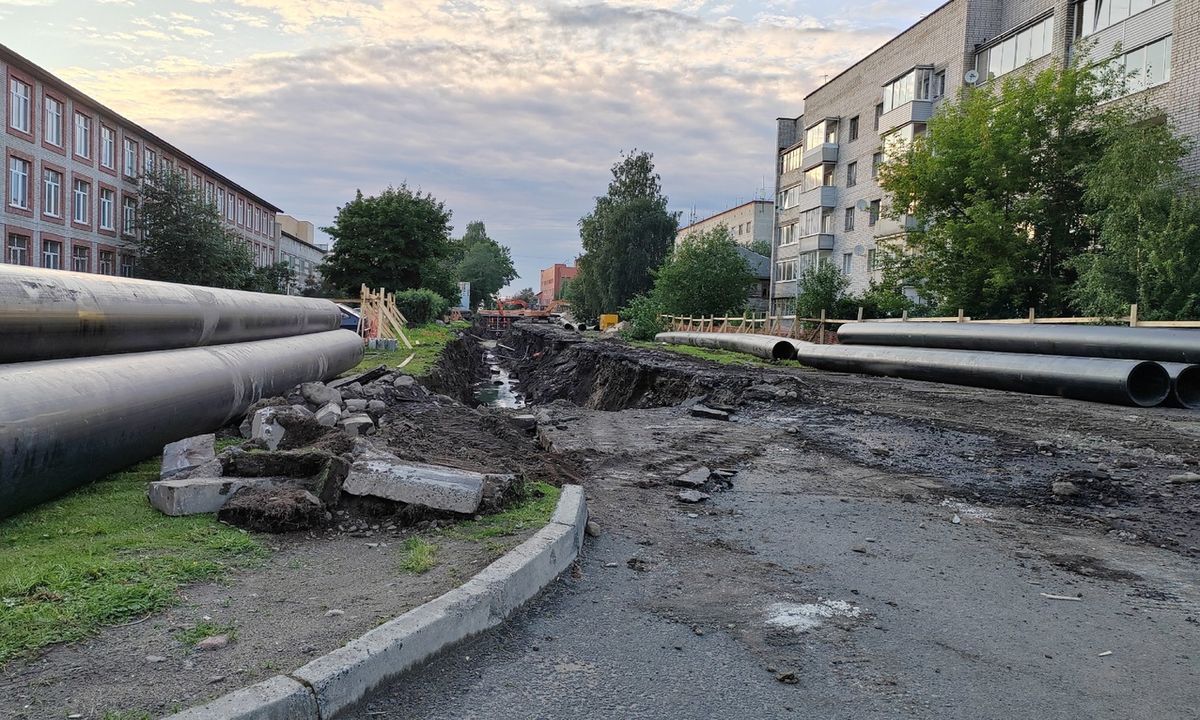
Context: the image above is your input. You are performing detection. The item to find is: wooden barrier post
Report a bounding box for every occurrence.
[857,306,864,323]
[1028,307,1036,323]
[818,309,826,345]
[1129,304,1139,327]
[957,308,965,323]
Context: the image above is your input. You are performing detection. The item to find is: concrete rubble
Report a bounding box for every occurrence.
[342,440,507,515]
[160,433,216,479]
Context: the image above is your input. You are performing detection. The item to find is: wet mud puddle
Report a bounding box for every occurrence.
[475,340,525,409]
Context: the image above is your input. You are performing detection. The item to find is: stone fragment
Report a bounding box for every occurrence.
[1051,481,1079,497]
[300,382,342,407]
[251,407,286,450]
[290,404,315,418]
[315,402,342,427]
[585,521,601,537]
[367,399,387,413]
[341,445,494,514]
[344,398,368,412]
[195,635,230,651]
[510,414,538,430]
[160,434,217,479]
[148,477,252,516]
[339,413,376,436]
[674,466,710,489]
[689,405,729,421]
[1167,472,1200,484]
[677,489,710,503]
[393,375,416,388]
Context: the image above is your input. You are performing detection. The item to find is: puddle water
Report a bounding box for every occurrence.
[475,341,525,409]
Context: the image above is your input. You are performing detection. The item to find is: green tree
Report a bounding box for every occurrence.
[654,227,753,316]
[793,260,850,318]
[244,261,295,294]
[452,221,517,308]
[133,168,257,289]
[514,287,539,306]
[572,151,679,318]
[320,185,457,298]
[747,237,772,258]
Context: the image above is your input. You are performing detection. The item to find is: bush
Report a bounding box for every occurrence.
[395,289,450,325]
[656,227,754,317]
[619,293,665,341]
[794,260,849,318]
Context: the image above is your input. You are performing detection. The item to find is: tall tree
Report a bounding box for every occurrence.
[320,185,456,298]
[451,221,517,308]
[571,151,679,318]
[134,168,257,289]
[654,227,754,316]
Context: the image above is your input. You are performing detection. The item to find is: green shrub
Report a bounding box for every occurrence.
[395,289,450,324]
[619,293,665,341]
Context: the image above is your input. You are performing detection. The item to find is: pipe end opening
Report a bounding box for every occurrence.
[1129,361,1171,407]
[1174,365,1200,409]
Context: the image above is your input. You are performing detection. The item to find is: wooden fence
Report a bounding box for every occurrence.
[662,304,1200,344]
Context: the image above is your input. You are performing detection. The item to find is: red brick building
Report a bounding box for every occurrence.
[538,262,577,307]
[2,44,281,276]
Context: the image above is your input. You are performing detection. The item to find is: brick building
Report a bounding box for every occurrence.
[538,262,577,307]
[771,0,1195,313]
[675,199,775,248]
[2,44,281,277]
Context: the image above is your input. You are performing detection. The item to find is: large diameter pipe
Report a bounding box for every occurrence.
[1160,363,1200,409]
[838,321,1200,363]
[786,342,1169,407]
[655,331,797,361]
[0,330,363,518]
[0,265,342,363]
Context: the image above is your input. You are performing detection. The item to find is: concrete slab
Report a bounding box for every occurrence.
[161,434,216,479]
[341,457,492,514]
[148,477,252,516]
[161,675,317,720]
[674,466,710,488]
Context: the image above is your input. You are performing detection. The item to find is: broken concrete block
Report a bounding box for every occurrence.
[689,404,729,421]
[290,404,315,418]
[344,398,368,412]
[367,399,387,414]
[510,414,538,430]
[251,408,286,450]
[339,413,376,436]
[161,434,217,479]
[315,402,342,427]
[342,450,497,514]
[301,382,342,407]
[676,489,710,503]
[148,477,250,515]
[674,466,710,489]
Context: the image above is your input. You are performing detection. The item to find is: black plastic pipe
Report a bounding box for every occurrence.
[838,322,1200,363]
[786,343,1169,407]
[0,330,363,518]
[1160,363,1200,409]
[0,265,341,363]
[655,331,797,361]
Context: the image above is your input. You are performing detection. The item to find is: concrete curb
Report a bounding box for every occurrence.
[162,484,587,720]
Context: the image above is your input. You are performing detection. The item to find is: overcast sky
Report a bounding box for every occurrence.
[2,0,941,293]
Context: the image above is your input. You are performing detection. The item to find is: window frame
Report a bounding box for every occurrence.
[8,72,33,138]
[5,232,32,265]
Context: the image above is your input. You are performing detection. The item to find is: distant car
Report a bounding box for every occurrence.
[335,303,361,333]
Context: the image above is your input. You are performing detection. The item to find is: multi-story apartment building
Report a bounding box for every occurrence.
[676,199,775,248]
[538,262,577,307]
[770,0,1194,313]
[275,214,326,294]
[2,44,281,278]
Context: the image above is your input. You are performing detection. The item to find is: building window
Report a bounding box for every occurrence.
[976,16,1054,81]
[800,207,834,235]
[72,244,90,273]
[803,164,835,191]
[869,199,881,226]
[123,196,137,234]
[775,259,798,282]
[1103,36,1173,95]
[868,248,879,271]
[99,249,115,275]
[842,253,853,274]
[779,223,799,246]
[804,119,838,148]
[205,181,214,205]
[844,207,855,231]
[144,148,157,174]
[218,188,226,214]
[123,139,138,176]
[99,187,115,230]
[43,168,62,217]
[73,113,91,158]
[73,179,90,224]
[9,78,31,133]
[42,238,62,269]
[119,253,134,277]
[44,96,64,146]
[238,198,246,225]
[932,70,947,98]
[6,233,30,265]
[882,66,934,113]
[9,156,30,209]
[872,152,883,178]
[778,184,802,210]
[101,126,115,168]
[846,161,857,188]
[781,146,803,173]
[848,116,859,141]
[1075,0,1164,37]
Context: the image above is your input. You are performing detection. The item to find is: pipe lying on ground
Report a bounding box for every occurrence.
[786,342,1169,408]
[0,265,341,363]
[838,321,1200,364]
[655,331,797,361]
[0,330,363,518]
[1160,363,1200,409]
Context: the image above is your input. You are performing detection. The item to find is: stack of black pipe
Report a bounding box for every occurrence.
[784,322,1200,409]
[0,266,364,518]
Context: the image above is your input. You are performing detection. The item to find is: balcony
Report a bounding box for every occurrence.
[776,204,802,226]
[878,99,932,134]
[801,143,838,171]
[873,214,917,237]
[778,166,803,191]
[799,185,837,209]
[799,234,835,252]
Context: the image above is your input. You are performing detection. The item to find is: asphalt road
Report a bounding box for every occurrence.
[347,406,1200,720]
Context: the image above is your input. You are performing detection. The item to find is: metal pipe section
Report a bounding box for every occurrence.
[786,342,1169,408]
[655,331,797,361]
[838,321,1200,364]
[0,265,342,363]
[0,330,363,518]
[1160,363,1200,409]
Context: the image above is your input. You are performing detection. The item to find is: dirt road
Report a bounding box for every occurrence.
[350,324,1199,719]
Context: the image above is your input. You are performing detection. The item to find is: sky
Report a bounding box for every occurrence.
[1,0,943,294]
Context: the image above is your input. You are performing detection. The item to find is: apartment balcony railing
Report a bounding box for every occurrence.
[878,100,932,135]
[800,185,837,210]
[801,143,838,171]
[799,233,835,252]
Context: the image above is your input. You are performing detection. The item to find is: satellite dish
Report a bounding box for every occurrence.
[964,69,980,85]
[854,244,866,256]
[855,199,869,211]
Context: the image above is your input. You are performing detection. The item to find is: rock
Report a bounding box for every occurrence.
[1167,472,1200,484]
[585,521,601,538]
[339,413,376,437]
[776,670,800,684]
[290,404,315,418]
[1035,440,1054,452]
[251,407,286,451]
[626,557,649,571]
[851,545,868,554]
[341,444,495,514]
[689,405,729,421]
[367,399,387,414]
[315,402,343,427]
[145,655,167,663]
[1052,481,1080,497]
[301,382,342,407]
[148,477,254,516]
[195,635,230,651]
[674,466,710,489]
[393,374,416,388]
[325,609,345,617]
[510,414,538,430]
[344,398,368,412]
[677,489,710,503]
[951,514,962,524]
[238,415,253,439]
[160,434,217,479]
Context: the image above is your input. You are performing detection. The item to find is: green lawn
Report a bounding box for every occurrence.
[630,340,803,369]
[440,482,561,543]
[0,457,264,666]
[347,321,471,377]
